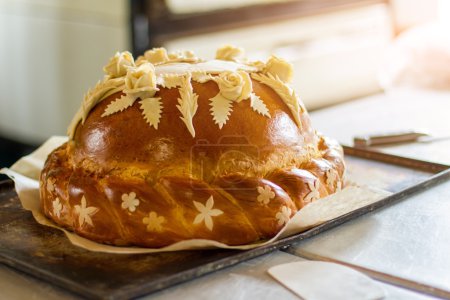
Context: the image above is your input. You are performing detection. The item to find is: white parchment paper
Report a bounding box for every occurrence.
[1,136,390,254]
[268,261,385,300]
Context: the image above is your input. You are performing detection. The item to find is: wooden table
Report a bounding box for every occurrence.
[1,88,449,299]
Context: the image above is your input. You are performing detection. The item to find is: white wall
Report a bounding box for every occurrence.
[0,0,129,144]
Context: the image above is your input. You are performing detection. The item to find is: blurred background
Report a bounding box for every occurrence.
[0,0,449,168]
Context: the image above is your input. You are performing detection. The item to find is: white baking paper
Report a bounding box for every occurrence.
[0,136,391,254]
[268,261,386,300]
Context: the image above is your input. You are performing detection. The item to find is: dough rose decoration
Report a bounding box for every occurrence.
[124,63,158,97]
[139,47,170,65]
[210,71,253,128]
[215,45,246,62]
[103,51,135,78]
[168,50,200,63]
[264,55,294,83]
[216,71,252,102]
[40,46,346,248]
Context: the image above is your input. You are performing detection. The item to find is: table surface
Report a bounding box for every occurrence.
[311,88,450,165]
[1,88,449,299]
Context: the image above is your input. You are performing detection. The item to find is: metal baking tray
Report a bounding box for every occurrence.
[1,148,449,300]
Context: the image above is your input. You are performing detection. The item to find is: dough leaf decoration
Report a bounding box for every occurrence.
[176,74,199,137]
[209,94,233,129]
[67,77,125,138]
[159,74,183,89]
[251,73,303,129]
[192,72,214,83]
[82,78,125,121]
[250,93,270,117]
[81,80,101,120]
[101,94,135,117]
[140,97,163,129]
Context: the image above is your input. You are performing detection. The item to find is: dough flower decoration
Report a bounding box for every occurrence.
[121,192,140,212]
[143,211,166,232]
[193,196,224,231]
[74,196,99,227]
[276,206,292,226]
[103,51,135,78]
[326,168,342,191]
[47,177,55,193]
[52,198,63,218]
[257,185,275,205]
[304,179,320,204]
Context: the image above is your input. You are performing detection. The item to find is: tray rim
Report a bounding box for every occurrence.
[342,145,449,173]
[0,148,449,300]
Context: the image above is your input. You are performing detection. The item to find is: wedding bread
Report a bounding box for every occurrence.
[39,46,345,247]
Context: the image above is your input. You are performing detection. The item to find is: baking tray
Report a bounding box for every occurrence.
[1,148,449,300]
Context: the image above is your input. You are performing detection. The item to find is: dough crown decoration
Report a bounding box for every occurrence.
[68,45,302,138]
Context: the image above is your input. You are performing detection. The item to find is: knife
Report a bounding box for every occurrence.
[353,131,450,147]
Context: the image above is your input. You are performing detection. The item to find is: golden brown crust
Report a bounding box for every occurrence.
[71,80,317,177]
[40,78,345,248]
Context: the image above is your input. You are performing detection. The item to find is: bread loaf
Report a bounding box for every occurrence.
[39,46,345,247]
